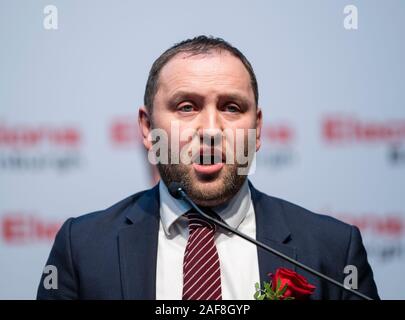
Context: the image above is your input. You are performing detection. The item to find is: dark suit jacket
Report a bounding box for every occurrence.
[37,183,379,300]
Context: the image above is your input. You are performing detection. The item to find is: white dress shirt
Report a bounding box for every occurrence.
[156,179,260,300]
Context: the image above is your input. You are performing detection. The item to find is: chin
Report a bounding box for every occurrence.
[188,177,233,207]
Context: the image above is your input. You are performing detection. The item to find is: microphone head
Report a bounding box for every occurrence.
[168,182,184,199]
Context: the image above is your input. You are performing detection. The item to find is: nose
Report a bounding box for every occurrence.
[198,106,223,147]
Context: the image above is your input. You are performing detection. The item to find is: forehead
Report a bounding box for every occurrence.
[156,51,254,99]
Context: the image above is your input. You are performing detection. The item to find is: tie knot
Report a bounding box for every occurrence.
[185,209,219,232]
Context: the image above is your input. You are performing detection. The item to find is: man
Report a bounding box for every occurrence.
[37,36,379,300]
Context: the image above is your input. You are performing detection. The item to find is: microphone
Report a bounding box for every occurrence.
[168,182,373,300]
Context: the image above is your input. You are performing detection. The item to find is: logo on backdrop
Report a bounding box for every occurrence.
[0,121,82,172]
[257,122,297,170]
[0,212,62,244]
[322,114,405,165]
[110,116,142,147]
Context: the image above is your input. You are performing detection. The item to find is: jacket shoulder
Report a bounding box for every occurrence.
[255,189,355,249]
[68,188,152,231]
[273,195,352,232]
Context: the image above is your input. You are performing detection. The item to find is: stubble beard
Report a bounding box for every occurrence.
[157,160,247,207]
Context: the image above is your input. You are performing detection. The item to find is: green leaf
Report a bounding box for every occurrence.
[279,283,288,296]
[267,290,277,300]
[255,282,260,290]
[263,281,272,293]
[276,278,281,291]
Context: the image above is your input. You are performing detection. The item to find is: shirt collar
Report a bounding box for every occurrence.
[159,181,191,236]
[159,179,252,237]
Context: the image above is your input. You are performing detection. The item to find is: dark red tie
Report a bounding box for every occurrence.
[182,211,222,300]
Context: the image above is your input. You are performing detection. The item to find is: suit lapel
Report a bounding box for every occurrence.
[118,184,160,299]
[117,182,298,298]
[250,183,297,286]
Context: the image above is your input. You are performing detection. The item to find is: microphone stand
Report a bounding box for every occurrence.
[176,187,373,300]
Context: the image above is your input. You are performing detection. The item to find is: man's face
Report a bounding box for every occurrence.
[139,51,262,207]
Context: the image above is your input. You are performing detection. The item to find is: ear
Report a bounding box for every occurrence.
[138,106,153,150]
[255,107,263,152]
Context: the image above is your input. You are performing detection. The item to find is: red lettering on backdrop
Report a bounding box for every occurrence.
[1,213,62,244]
[262,124,294,144]
[323,115,405,143]
[110,117,142,146]
[0,123,81,148]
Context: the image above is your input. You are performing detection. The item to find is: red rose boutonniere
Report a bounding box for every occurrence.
[254,268,316,300]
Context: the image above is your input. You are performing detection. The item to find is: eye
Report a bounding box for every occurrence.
[178,104,195,112]
[224,104,240,113]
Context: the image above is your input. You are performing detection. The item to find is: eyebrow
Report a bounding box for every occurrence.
[169,91,204,105]
[169,91,251,106]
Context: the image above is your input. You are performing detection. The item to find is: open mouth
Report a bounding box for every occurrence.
[194,154,223,165]
[192,149,225,175]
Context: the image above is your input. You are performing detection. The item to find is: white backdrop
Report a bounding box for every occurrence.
[1,0,404,299]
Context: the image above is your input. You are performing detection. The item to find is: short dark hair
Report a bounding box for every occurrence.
[143,35,259,113]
